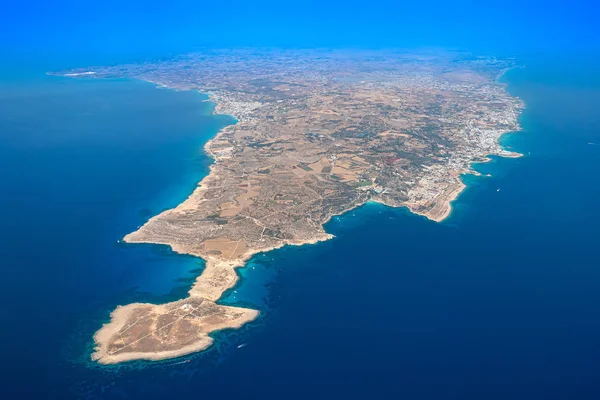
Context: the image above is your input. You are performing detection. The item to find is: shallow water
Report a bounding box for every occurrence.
[1,54,600,399]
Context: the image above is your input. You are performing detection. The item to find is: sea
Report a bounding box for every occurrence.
[0,52,599,399]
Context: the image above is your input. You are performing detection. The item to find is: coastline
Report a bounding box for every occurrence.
[408,65,526,223]
[409,144,524,223]
[415,143,525,223]
[92,301,259,364]
[17,53,600,400]
[92,69,524,363]
[91,89,341,364]
[414,181,467,222]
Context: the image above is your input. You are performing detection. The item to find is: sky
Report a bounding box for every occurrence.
[1,0,599,67]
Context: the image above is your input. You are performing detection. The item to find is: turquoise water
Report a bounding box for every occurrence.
[0,74,233,395]
[1,55,600,399]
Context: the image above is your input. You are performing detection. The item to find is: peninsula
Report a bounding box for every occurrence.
[57,50,523,364]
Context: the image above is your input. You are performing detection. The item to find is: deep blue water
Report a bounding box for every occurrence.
[1,54,600,399]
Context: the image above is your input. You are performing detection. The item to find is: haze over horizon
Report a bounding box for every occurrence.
[2,0,599,67]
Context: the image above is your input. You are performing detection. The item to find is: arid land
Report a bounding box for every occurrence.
[58,50,523,364]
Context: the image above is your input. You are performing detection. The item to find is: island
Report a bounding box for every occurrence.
[57,49,523,364]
